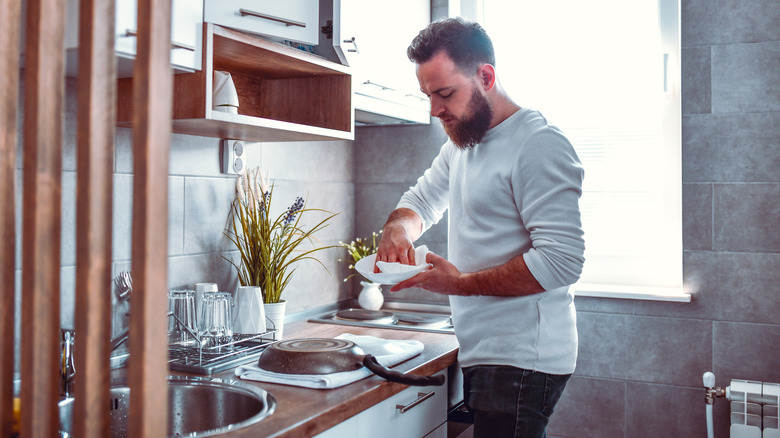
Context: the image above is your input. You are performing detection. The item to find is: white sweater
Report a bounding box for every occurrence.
[397,108,585,374]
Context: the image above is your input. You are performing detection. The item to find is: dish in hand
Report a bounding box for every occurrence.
[354,245,431,285]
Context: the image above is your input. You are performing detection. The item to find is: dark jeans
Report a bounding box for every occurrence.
[463,365,571,438]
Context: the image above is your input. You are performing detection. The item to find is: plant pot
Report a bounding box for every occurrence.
[233,286,266,334]
[264,300,287,340]
[358,281,384,311]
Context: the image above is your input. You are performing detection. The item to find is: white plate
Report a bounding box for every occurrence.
[354,246,431,285]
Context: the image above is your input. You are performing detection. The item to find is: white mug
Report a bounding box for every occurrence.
[233,285,266,334]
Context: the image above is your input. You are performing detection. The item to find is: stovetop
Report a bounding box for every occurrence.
[308,302,455,334]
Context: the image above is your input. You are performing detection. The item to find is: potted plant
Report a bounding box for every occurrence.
[339,231,384,310]
[225,167,338,338]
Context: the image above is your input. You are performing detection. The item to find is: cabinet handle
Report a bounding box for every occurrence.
[396,391,435,414]
[239,9,306,28]
[123,29,195,52]
[343,36,359,53]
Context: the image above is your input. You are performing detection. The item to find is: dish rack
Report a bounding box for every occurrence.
[168,329,277,375]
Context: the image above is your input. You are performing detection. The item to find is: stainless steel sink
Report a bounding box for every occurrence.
[59,377,275,437]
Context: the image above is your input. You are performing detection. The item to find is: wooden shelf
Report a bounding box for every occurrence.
[118,23,354,142]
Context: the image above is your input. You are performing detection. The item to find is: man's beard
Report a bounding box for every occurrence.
[441,88,493,150]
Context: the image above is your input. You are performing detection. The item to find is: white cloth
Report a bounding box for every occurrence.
[397,108,585,374]
[235,334,424,389]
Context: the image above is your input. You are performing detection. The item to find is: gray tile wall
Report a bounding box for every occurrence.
[351,1,780,437]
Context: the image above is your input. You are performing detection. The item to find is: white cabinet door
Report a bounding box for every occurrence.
[204,0,319,45]
[115,0,203,74]
[315,370,448,438]
[60,0,203,76]
[333,0,430,124]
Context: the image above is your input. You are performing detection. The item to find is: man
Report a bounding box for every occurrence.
[374,17,585,438]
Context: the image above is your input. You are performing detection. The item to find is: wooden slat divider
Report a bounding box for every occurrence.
[20,0,66,436]
[0,0,22,436]
[128,0,173,436]
[73,0,117,435]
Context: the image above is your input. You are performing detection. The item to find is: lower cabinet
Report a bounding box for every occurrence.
[315,370,448,438]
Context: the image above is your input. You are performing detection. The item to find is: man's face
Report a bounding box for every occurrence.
[416,52,493,149]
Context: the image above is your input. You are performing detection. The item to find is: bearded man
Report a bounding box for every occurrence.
[373,17,586,438]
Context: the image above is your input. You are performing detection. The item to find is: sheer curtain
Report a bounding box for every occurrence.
[480,0,685,300]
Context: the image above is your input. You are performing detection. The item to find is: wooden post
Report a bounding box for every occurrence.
[20,0,66,435]
[0,0,22,436]
[73,0,117,436]
[128,0,173,436]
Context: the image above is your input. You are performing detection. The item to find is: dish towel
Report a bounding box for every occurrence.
[234,333,424,389]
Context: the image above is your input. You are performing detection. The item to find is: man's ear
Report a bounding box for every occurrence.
[478,64,496,90]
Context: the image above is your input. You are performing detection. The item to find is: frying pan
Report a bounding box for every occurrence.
[256,338,445,386]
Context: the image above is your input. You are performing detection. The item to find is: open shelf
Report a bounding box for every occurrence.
[118,23,354,142]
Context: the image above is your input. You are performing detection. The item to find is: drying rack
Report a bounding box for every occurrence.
[168,329,278,375]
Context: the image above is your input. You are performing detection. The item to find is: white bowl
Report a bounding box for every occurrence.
[354,246,431,285]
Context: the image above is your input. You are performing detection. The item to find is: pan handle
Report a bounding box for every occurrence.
[362,355,445,386]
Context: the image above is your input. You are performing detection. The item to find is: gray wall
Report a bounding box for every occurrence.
[352,1,780,437]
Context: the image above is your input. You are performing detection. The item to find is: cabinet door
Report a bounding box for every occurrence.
[335,0,428,97]
[314,370,448,438]
[115,0,203,74]
[204,0,319,45]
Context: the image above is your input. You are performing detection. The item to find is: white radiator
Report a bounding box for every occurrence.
[728,379,780,438]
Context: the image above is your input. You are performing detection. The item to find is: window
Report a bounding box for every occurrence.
[458,0,686,301]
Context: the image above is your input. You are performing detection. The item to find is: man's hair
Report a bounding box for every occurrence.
[406,17,496,75]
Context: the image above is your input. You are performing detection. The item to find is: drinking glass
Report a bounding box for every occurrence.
[168,290,198,346]
[199,291,234,348]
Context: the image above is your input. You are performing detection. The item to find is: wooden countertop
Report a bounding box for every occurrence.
[212,320,459,437]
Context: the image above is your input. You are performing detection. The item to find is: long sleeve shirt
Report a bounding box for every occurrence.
[397,108,585,374]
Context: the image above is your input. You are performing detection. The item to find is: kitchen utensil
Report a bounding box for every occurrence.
[256,338,444,386]
[168,290,198,346]
[355,245,432,285]
[199,291,234,348]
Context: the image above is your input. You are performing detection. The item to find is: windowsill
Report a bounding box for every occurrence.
[573,283,691,303]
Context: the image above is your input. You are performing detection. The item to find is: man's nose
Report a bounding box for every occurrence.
[430,99,445,118]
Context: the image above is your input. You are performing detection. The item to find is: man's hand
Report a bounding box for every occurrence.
[374,208,423,273]
[390,251,461,294]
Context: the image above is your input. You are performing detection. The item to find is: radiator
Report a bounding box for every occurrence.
[729,379,780,438]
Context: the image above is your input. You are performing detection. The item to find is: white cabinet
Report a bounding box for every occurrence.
[332,0,431,125]
[315,370,448,438]
[113,0,203,74]
[204,0,320,46]
[58,0,203,76]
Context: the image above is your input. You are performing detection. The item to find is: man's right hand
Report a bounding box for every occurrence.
[374,208,423,273]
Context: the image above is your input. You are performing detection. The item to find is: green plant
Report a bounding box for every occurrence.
[339,230,382,283]
[224,168,339,303]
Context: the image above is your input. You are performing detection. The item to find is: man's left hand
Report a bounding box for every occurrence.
[390,251,463,295]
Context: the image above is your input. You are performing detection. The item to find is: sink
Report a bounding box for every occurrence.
[59,377,276,437]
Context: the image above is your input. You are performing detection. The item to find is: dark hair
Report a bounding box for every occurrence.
[407,17,496,75]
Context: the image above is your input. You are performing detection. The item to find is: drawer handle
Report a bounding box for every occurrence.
[239,9,306,28]
[123,29,195,52]
[396,391,435,414]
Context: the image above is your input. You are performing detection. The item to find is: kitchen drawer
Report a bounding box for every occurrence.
[315,370,448,438]
[204,0,319,46]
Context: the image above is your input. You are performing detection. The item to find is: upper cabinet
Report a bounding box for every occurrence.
[117,23,354,143]
[55,0,203,76]
[204,0,320,46]
[331,0,430,125]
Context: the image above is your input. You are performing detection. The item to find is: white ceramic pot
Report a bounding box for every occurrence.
[233,286,266,334]
[264,300,287,340]
[358,281,384,311]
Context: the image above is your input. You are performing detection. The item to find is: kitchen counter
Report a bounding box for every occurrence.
[204,319,459,437]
